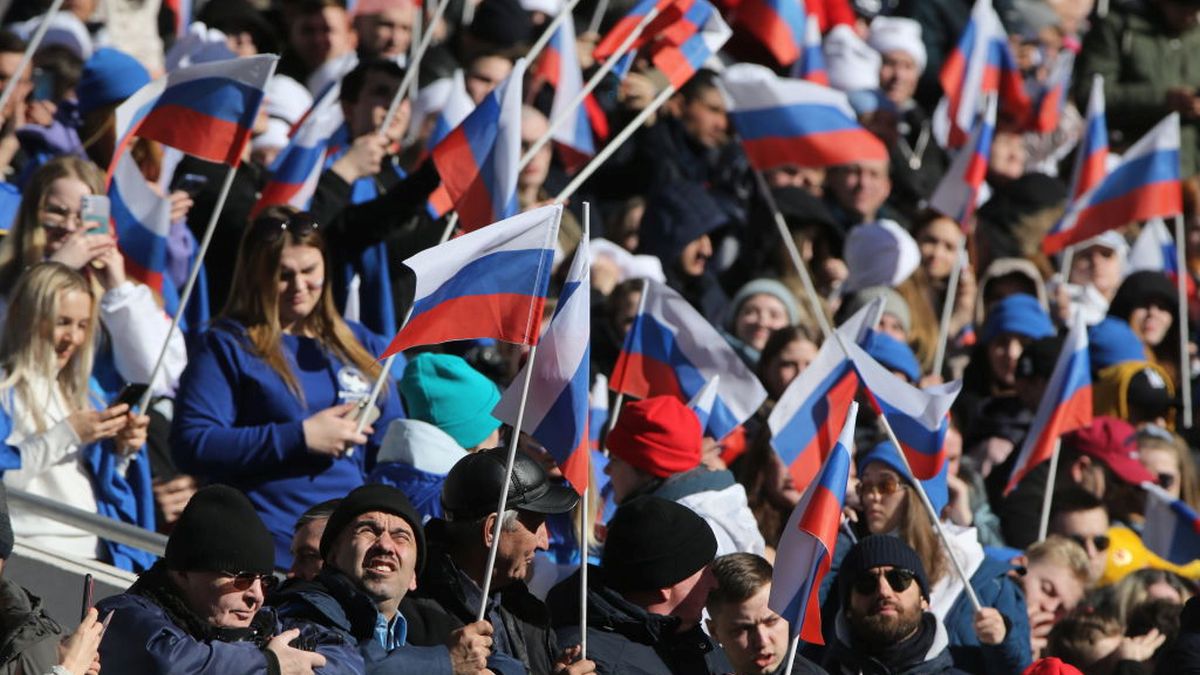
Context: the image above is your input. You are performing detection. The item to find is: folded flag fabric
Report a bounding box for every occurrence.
[537,11,601,172]
[1033,50,1073,134]
[1128,218,1179,276]
[254,81,345,215]
[732,0,807,67]
[593,0,685,61]
[687,375,721,434]
[108,150,173,293]
[650,2,731,89]
[929,93,996,225]
[1067,73,1109,201]
[1143,481,1200,565]
[794,15,828,84]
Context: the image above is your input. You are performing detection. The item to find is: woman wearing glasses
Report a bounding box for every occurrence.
[0,156,186,398]
[844,441,1032,675]
[171,206,403,569]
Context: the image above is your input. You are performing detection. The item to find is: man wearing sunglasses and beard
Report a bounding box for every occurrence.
[97,485,363,674]
[825,535,968,674]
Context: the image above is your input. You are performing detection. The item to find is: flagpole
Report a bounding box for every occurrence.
[605,277,649,439]
[1037,439,1062,542]
[1176,213,1193,429]
[344,306,415,459]
[407,10,424,103]
[526,0,585,66]
[0,0,65,117]
[478,342,542,621]
[555,84,675,204]
[579,485,589,659]
[587,0,610,35]
[932,238,966,379]
[380,0,453,134]
[136,164,241,414]
[1059,246,1075,288]
[522,6,665,172]
[439,212,459,243]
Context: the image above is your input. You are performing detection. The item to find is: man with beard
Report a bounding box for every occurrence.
[825,536,968,674]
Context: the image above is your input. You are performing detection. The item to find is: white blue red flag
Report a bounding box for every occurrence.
[424,71,475,219]
[723,63,887,170]
[929,94,997,225]
[431,58,526,232]
[108,151,172,292]
[589,373,609,452]
[536,11,605,172]
[1129,219,1179,275]
[733,0,807,67]
[769,401,855,645]
[255,82,344,215]
[593,0,683,62]
[1033,51,1073,134]
[793,15,829,85]
[1044,113,1183,255]
[650,3,731,89]
[494,235,591,494]
[380,204,562,357]
[1004,314,1092,495]
[687,375,721,434]
[1067,74,1109,201]
[610,279,767,442]
[1143,481,1200,565]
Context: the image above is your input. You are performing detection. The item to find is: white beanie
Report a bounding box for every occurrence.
[842,219,921,294]
[252,76,313,151]
[824,24,881,93]
[867,16,926,73]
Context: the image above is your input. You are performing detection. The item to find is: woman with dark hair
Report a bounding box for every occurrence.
[172,206,404,567]
[1108,270,1181,389]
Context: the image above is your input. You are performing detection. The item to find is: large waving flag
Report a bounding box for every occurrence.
[1067,74,1109,201]
[494,235,591,494]
[1033,51,1073,134]
[431,58,526,233]
[110,55,276,172]
[933,0,1028,149]
[381,204,562,357]
[254,82,345,215]
[610,279,767,441]
[650,3,732,89]
[109,151,173,292]
[846,340,960,480]
[723,63,888,170]
[1043,113,1183,255]
[794,16,829,84]
[769,298,877,490]
[769,401,854,645]
[929,94,997,225]
[1143,482,1200,565]
[1004,315,1092,495]
[732,0,807,67]
[537,12,604,172]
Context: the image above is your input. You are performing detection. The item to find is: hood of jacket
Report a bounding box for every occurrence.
[974,258,1049,326]
[636,180,727,270]
[376,419,467,474]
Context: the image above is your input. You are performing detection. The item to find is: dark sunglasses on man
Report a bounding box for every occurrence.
[852,567,918,596]
[222,571,278,592]
[1066,534,1111,552]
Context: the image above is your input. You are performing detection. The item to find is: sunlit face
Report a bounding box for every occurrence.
[827,160,891,221]
[877,313,907,342]
[493,510,549,588]
[356,7,415,59]
[708,586,789,675]
[466,56,512,104]
[681,87,728,148]
[762,338,819,399]
[519,110,551,192]
[858,463,907,534]
[277,244,325,328]
[289,516,328,581]
[174,570,268,629]
[846,565,927,647]
[987,333,1028,389]
[734,294,790,352]
[666,565,715,630]
[52,289,91,370]
[945,426,963,477]
[1051,507,1110,582]
[329,511,419,610]
[764,450,802,507]
[1071,244,1122,297]
[1021,558,1085,618]
[1129,302,1173,347]
[679,234,713,277]
[1140,446,1181,500]
[917,217,961,280]
[878,51,919,106]
[988,130,1027,181]
[40,177,93,255]
[289,6,353,69]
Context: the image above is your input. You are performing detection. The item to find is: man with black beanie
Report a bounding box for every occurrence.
[547,496,734,674]
[824,535,962,674]
[97,485,362,674]
[270,483,520,674]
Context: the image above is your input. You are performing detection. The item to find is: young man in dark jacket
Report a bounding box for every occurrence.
[548,496,734,675]
[97,485,359,674]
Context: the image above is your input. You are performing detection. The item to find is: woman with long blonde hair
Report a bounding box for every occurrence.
[171,206,404,567]
[0,262,153,569]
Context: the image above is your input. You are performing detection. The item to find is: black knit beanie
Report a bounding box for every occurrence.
[602,497,717,593]
[165,485,274,575]
[837,534,930,609]
[320,484,427,574]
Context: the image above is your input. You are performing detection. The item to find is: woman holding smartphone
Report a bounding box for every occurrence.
[0,262,154,570]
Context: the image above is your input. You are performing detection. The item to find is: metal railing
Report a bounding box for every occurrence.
[7,488,167,557]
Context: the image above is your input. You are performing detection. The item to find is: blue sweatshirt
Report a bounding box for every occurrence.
[171,318,404,567]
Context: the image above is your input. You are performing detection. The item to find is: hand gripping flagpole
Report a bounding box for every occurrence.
[343,306,415,459]
[380,0,454,135]
[525,0,586,66]
[931,238,967,379]
[1177,213,1193,428]
[0,0,65,117]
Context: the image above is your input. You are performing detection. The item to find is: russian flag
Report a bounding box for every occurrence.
[1067,74,1109,202]
[1004,315,1092,495]
[426,70,475,151]
[768,298,878,491]
[846,339,961,480]
[723,63,888,170]
[929,94,996,225]
[1033,51,1073,134]
[494,236,591,494]
[593,0,684,62]
[589,373,609,452]
[610,279,767,442]
[732,0,807,67]
[687,375,721,434]
[380,204,562,357]
[794,15,829,85]
[933,0,1029,149]
[430,58,525,233]
[110,55,275,173]
[109,151,172,293]
[536,13,602,172]
[1143,481,1200,565]
[768,401,854,645]
[254,82,345,216]
[650,4,732,89]
[1129,219,1179,275]
[1043,113,1183,255]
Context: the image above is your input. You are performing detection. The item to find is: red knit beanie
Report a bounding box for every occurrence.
[607,396,702,478]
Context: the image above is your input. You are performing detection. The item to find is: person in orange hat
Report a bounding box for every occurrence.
[605,396,764,556]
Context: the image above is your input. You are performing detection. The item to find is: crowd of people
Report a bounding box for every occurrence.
[0,0,1195,673]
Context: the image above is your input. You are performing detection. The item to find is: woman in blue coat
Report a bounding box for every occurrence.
[172,207,403,568]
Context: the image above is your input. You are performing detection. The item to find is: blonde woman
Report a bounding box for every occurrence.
[0,262,154,570]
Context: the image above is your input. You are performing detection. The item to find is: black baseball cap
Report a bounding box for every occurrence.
[442,447,579,520]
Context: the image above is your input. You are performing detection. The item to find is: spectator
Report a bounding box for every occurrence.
[1046,606,1165,674]
[1108,271,1181,391]
[1049,488,1113,583]
[724,279,802,367]
[172,207,405,567]
[823,160,898,232]
[1063,232,1127,324]
[755,324,822,401]
[464,49,515,105]
[353,0,416,61]
[96,485,360,673]
[289,498,341,581]
[398,353,504,452]
[280,0,356,90]
[367,417,468,521]
[1022,536,1091,658]
[1136,426,1200,507]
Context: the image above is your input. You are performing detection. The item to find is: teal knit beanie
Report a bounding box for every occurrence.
[399,353,502,449]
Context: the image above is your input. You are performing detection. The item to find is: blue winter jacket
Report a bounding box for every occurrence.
[171,319,404,567]
[942,555,1032,675]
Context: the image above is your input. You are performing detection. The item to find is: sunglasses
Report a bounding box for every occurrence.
[852,568,918,596]
[251,212,319,242]
[222,571,278,592]
[856,475,907,499]
[1067,534,1111,553]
